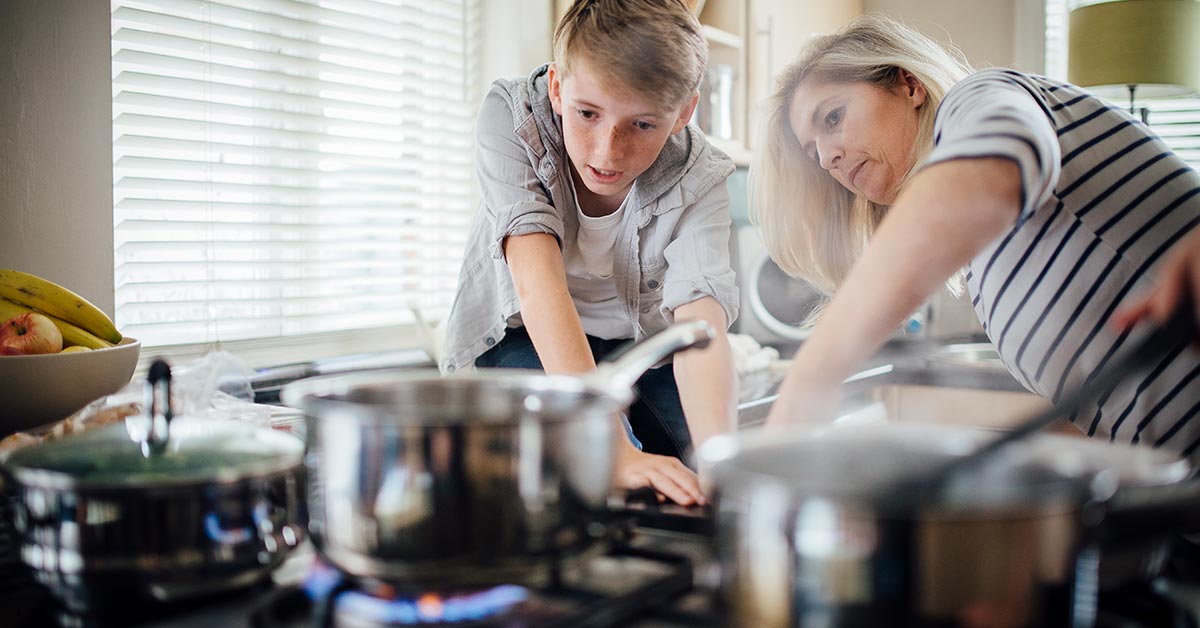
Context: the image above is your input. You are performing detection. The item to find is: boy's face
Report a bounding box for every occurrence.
[549,61,697,206]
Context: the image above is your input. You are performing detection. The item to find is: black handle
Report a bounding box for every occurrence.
[924,306,1195,491]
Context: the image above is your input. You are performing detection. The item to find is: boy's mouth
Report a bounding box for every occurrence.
[588,165,622,184]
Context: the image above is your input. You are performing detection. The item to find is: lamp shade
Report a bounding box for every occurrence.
[1068,0,1200,98]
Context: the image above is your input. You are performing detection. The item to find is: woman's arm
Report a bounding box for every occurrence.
[766,157,1022,427]
[505,232,707,505]
[672,296,736,449]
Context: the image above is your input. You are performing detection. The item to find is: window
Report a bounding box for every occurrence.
[111,0,481,366]
[1045,0,1200,169]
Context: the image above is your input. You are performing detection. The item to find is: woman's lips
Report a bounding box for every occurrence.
[589,165,622,185]
[848,161,866,189]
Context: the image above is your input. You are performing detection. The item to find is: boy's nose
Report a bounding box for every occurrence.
[597,124,626,160]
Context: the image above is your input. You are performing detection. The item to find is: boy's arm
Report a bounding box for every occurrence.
[671,297,736,451]
[503,232,596,375]
[505,232,707,505]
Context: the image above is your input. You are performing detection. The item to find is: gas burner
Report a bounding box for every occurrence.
[251,545,695,628]
[304,561,531,626]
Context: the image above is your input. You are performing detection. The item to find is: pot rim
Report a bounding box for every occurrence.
[698,423,1180,514]
[281,367,627,424]
[1,420,304,490]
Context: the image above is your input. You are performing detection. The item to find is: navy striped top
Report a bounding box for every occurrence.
[923,69,1200,463]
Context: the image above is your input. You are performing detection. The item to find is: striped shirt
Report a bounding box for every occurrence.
[923,69,1200,463]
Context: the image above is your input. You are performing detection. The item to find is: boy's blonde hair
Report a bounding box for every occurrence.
[553,0,706,110]
[749,14,973,297]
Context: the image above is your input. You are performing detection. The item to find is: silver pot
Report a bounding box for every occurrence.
[700,423,1200,628]
[281,320,714,586]
[0,360,307,620]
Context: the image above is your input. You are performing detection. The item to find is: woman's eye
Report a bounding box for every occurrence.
[634,120,656,131]
[577,109,597,120]
[824,108,843,129]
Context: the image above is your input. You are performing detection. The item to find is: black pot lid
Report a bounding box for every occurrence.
[1,418,303,488]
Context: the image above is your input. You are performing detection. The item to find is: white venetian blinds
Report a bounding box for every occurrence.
[111,0,479,354]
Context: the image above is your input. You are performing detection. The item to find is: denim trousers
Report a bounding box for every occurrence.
[475,326,694,464]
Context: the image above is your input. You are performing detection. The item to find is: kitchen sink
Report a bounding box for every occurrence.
[736,340,1078,436]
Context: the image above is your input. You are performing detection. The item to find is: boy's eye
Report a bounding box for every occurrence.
[577,108,597,120]
[634,120,656,131]
[824,107,843,129]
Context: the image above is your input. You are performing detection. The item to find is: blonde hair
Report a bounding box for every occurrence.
[553,0,706,110]
[749,14,973,297]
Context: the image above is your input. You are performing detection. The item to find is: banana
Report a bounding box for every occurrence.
[0,298,115,350]
[0,269,121,343]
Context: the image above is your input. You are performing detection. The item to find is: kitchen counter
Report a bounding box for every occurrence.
[735,334,1034,428]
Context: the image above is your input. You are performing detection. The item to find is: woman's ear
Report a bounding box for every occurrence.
[673,92,700,134]
[548,63,564,116]
[899,69,927,108]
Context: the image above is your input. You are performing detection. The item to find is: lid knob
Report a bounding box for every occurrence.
[142,358,173,457]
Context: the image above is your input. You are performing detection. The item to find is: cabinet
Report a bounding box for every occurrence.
[698,0,863,164]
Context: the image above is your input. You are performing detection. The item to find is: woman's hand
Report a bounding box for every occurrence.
[1114,226,1200,334]
[613,442,707,506]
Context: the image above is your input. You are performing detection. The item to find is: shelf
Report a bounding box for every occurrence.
[701,24,744,49]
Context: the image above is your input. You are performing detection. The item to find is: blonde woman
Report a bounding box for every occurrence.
[753,15,1200,461]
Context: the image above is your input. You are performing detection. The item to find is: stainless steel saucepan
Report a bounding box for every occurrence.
[281,320,714,586]
[0,360,307,621]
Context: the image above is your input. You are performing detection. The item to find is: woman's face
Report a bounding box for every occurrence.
[787,73,927,205]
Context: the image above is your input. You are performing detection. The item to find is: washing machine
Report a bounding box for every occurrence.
[730,224,938,347]
[730,224,823,345]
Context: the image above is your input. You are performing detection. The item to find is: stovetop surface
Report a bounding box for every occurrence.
[9,520,1200,628]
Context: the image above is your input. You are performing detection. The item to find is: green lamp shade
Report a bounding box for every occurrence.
[1068,0,1200,98]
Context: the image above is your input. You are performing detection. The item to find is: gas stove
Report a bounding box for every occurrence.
[5,504,1200,628]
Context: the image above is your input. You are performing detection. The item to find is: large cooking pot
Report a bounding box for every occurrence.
[281,320,714,586]
[701,423,1200,628]
[0,360,307,621]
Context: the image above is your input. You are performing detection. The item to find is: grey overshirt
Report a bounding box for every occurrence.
[439,64,738,373]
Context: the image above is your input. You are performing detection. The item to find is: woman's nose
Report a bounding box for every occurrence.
[817,140,841,170]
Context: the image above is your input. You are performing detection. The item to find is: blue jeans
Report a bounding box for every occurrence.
[475,326,694,465]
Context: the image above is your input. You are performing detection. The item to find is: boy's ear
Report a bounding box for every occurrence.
[548,63,564,116]
[672,93,699,134]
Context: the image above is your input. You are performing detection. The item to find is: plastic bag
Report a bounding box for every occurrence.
[0,350,269,454]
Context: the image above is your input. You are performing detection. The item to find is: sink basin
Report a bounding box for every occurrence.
[927,342,1008,371]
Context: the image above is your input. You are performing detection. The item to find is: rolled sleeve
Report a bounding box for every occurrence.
[923,69,1061,226]
[659,183,739,327]
[475,87,565,260]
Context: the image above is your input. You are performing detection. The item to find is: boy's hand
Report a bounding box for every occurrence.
[614,443,706,506]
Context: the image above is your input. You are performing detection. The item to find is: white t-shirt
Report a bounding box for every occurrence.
[563,190,634,339]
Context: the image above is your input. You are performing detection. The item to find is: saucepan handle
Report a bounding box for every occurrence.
[1092,478,1200,546]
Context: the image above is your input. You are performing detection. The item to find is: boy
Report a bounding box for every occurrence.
[440,0,738,505]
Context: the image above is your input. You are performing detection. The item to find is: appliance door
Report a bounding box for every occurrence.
[732,225,823,344]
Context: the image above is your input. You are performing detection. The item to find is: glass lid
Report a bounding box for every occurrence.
[2,418,303,487]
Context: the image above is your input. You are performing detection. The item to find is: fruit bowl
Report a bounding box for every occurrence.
[0,338,141,436]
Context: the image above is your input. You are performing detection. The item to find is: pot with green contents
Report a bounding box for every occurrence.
[0,360,306,621]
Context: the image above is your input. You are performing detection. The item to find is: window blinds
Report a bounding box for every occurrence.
[1045,0,1200,168]
[111,0,479,355]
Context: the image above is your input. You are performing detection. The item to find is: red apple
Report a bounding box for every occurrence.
[0,312,64,355]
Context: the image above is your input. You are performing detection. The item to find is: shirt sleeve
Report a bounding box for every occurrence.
[921,69,1062,226]
[659,181,739,328]
[474,85,565,261]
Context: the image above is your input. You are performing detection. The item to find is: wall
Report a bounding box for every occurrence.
[863,0,1044,71]
[0,1,115,314]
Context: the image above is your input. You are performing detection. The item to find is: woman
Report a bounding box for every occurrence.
[752,15,1200,461]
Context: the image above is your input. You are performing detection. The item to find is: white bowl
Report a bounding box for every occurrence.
[0,338,141,436]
